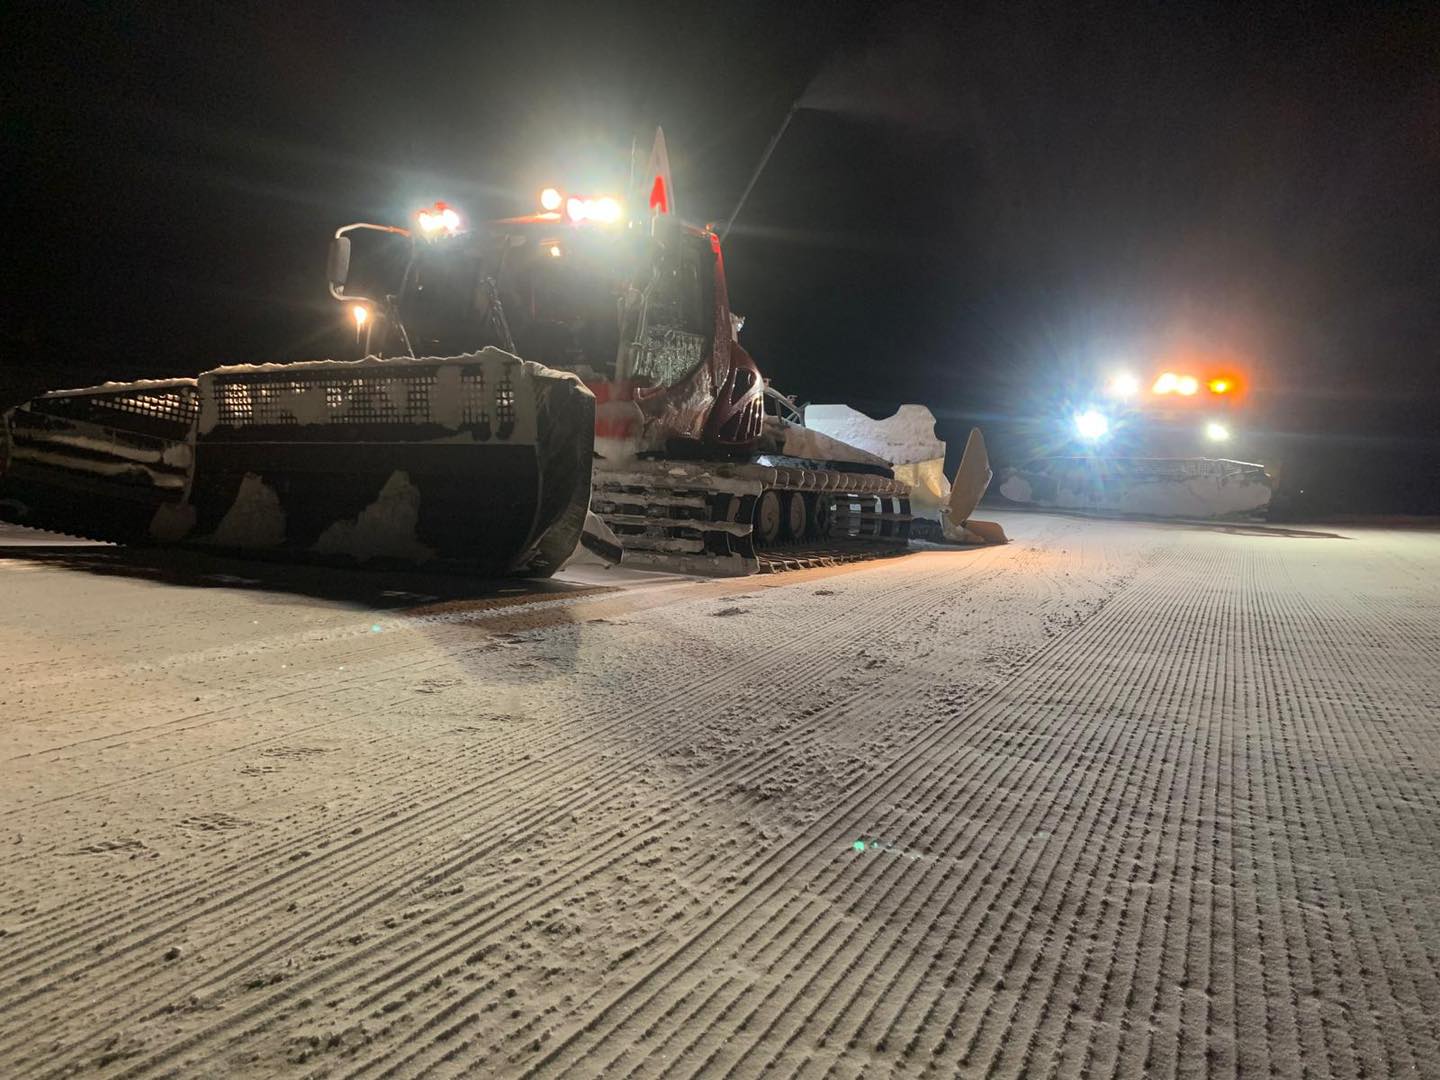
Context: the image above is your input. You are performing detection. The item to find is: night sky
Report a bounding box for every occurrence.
[5,1,1438,513]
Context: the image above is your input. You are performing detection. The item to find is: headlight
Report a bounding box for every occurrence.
[564,195,624,224]
[1153,371,1200,395]
[539,187,562,212]
[1204,421,1230,442]
[591,196,622,223]
[351,304,369,329]
[1074,410,1110,440]
[416,202,461,237]
[1105,372,1140,398]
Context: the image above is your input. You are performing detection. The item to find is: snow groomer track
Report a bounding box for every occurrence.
[1,513,1438,1078]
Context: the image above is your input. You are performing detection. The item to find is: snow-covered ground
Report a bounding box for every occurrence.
[1,516,1438,1077]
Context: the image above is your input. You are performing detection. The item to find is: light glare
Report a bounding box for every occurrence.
[540,187,562,211]
[591,196,622,223]
[1208,378,1232,394]
[1106,372,1140,398]
[417,202,460,236]
[564,195,624,225]
[1176,375,1199,396]
[1205,421,1230,442]
[1074,409,1110,440]
[351,304,368,329]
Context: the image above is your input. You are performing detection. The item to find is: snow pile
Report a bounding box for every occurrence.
[767,417,889,468]
[803,403,950,516]
[803,404,946,464]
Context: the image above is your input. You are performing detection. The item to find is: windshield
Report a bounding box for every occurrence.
[401,228,642,377]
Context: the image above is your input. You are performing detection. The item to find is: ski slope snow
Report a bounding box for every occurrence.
[1,516,1438,1077]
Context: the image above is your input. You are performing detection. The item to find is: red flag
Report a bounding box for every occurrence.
[643,127,675,217]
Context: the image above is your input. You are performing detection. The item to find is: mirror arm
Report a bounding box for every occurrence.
[328,222,413,301]
[334,222,412,240]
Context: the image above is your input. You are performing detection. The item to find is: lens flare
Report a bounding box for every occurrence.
[1074,410,1110,440]
[1106,372,1140,398]
[591,196,622,223]
[1204,421,1231,442]
[417,202,460,236]
[539,187,562,211]
[563,195,623,224]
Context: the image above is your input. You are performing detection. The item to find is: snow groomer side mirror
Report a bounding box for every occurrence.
[327,236,352,296]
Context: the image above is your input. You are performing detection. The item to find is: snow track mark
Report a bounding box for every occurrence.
[3,519,1438,1080]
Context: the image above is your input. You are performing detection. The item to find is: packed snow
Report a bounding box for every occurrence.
[2,515,1436,1078]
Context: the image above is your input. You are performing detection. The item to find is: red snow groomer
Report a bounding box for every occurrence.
[2,132,1003,575]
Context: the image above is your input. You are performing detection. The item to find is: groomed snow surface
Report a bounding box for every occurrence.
[1,515,1438,1078]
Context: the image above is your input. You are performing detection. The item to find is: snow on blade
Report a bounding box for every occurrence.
[203,473,286,548]
[804,402,952,518]
[803,403,946,464]
[312,471,437,563]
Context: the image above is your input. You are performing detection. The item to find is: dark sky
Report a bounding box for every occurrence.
[5,0,1439,511]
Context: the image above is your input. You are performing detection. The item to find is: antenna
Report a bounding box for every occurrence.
[720,98,802,241]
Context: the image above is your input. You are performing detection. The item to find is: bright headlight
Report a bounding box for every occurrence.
[416,202,461,237]
[1074,409,1110,440]
[1204,421,1230,442]
[564,194,623,224]
[1105,372,1140,398]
